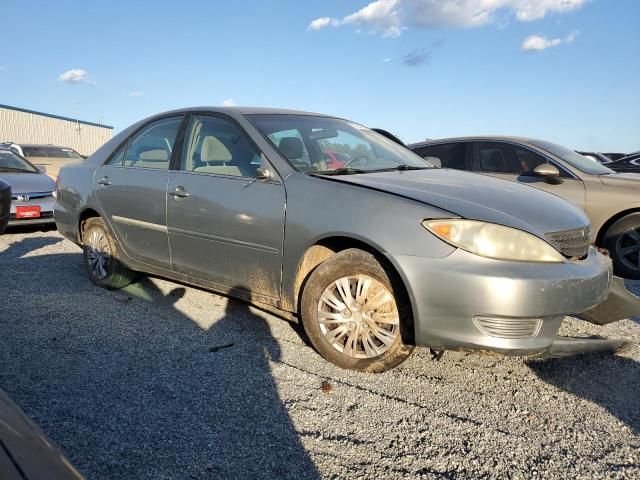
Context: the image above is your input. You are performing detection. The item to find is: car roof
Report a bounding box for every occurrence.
[408,136,543,149]
[151,106,333,118]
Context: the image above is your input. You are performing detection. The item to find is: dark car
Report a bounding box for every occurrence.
[54,107,633,372]
[409,137,640,279]
[605,151,640,174]
[0,178,10,234]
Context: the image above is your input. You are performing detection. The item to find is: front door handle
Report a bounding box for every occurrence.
[168,187,190,198]
[98,177,112,186]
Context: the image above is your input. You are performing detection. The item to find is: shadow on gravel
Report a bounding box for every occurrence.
[528,355,640,433]
[0,237,320,479]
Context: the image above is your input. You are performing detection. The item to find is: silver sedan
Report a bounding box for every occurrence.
[0,149,56,227]
[54,108,637,372]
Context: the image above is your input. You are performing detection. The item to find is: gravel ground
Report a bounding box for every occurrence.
[1,228,639,479]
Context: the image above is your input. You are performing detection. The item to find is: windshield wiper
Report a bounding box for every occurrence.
[367,165,431,173]
[312,167,368,176]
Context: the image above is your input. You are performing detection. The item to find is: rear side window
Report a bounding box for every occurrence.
[23,147,84,159]
[122,117,183,170]
[413,143,468,170]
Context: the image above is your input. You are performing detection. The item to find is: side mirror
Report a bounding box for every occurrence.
[532,163,560,180]
[37,165,47,173]
[255,167,272,181]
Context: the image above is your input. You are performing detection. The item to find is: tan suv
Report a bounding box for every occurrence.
[410,137,640,280]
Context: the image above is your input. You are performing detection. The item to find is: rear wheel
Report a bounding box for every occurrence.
[82,217,135,289]
[301,249,414,372]
[603,213,640,280]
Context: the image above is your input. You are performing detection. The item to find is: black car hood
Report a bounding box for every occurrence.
[328,169,590,237]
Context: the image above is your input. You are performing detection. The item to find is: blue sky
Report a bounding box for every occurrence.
[1,0,638,152]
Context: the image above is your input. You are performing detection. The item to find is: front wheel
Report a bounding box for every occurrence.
[300,249,414,372]
[603,213,640,280]
[82,217,135,289]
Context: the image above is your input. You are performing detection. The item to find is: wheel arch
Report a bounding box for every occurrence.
[292,235,416,345]
[596,208,640,245]
[77,208,102,244]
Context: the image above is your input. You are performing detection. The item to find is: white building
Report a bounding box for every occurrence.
[0,104,113,156]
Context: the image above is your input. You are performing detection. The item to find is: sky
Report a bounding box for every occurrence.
[1,0,639,152]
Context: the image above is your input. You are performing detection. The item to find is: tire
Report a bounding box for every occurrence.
[602,212,640,280]
[300,248,414,372]
[82,217,135,289]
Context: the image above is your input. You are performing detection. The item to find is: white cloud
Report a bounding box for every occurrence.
[58,69,93,84]
[308,0,587,37]
[308,17,337,31]
[521,31,578,51]
[0,66,6,72]
[221,98,236,107]
[383,57,393,63]
[129,91,144,97]
[521,35,561,51]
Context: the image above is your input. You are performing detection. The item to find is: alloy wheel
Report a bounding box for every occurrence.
[616,226,640,272]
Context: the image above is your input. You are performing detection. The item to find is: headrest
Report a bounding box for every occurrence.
[138,148,169,162]
[201,136,232,163]
[487,150,504,169]
[278,137,304,160]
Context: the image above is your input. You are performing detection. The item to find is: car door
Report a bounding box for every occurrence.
[472,141,586,209]
[166,114,286,300]
[93,115,185,268]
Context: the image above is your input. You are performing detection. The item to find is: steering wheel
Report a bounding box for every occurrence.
[343,156,369,169]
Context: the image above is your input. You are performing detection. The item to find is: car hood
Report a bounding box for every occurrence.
[0,172,56,194]
[327,169,590,238]
[599,172,640,189]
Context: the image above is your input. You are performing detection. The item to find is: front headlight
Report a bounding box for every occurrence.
[423,219,565,263]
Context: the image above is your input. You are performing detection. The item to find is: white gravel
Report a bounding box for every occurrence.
[1,229,639,479]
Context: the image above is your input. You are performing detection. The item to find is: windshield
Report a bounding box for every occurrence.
[22,146,84,159]
[248,114,431,174]
[0,150,38,173]
[531,140,614,175]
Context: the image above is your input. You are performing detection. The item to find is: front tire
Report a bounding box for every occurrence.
[300,249,414,372]
[603,213,640,280]
[82,217,135,289]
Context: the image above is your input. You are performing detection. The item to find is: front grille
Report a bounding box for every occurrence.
[473,316,542,339]
[545,226,591,259]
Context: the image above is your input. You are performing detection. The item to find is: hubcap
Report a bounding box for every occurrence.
[85,228,110,280]
[616,226,640,272]
[317,275,399,359]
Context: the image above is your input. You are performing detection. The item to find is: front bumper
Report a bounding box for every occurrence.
[389,246,612,355]
[8,196,55,226]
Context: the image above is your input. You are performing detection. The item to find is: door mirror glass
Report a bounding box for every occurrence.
[255,166,272,180]
[37,165,47,173]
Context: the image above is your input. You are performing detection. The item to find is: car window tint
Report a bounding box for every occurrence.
[415,143,467,170]
[267,129,312,170]
[105,143,126,166]
[123,117,183,170]
[22,147,83,159]
[181,115,262,177]
[476,142,570,177]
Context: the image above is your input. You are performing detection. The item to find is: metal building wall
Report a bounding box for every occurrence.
[0,106,113,156]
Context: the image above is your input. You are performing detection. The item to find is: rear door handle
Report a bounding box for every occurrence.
[98,177,112,186]
[168,187,190,198]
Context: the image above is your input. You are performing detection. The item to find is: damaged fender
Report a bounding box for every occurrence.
[580,276,640,325]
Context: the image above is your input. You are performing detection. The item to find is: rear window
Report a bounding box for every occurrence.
[22,147,84,159]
